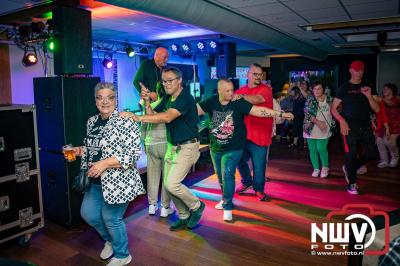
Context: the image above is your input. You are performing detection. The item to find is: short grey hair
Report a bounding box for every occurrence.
[94,82,116,95]
[162,67,182,79]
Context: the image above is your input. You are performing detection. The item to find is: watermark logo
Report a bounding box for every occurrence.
[310,204,389,256]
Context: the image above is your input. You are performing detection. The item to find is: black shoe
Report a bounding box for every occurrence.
[187,201,205,229]
[256,191,268,201]
[169,218,189,231]
[347,184,359,195]
[236,184,252,194]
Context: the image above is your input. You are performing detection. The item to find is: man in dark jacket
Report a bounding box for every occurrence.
[133,47,169,100]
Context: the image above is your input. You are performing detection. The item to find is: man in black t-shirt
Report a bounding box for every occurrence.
[123,67,205,231]
[197,79,293,222]
[331,60,380,195]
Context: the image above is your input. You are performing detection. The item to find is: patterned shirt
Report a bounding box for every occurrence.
[80,110,146,204]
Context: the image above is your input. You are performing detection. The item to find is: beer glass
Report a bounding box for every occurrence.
[63,144,76,162]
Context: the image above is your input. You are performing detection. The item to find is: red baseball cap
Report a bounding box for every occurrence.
[350,60,365,71]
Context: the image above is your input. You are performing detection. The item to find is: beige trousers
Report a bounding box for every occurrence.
[145,143,171,208]
[163,142,200,219]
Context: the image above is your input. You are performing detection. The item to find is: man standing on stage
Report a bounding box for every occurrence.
[133,47,173,217]
[124,67,205,231]
[331,60,379,194]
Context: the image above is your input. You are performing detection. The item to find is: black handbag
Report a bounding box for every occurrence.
[72,148,91,193]
[72,168,90,193]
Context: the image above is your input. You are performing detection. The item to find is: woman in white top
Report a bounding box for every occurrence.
[303,81,335,178]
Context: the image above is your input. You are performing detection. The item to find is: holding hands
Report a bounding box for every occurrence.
[139,82,157,101]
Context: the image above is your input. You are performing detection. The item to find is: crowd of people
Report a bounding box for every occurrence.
[64,51,399,266]
[276,60,399,195]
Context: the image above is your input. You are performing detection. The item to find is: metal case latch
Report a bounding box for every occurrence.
[19,207,33,228]
[0,196,10,212]
[14,148,32,162]
[0,137,4,152]
[15,162,30,183]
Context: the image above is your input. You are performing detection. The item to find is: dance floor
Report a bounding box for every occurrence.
[1,141,399,266]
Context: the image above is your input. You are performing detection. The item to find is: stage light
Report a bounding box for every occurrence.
[31,22,45,34]
[46,38,55,52]
[197,41,205,52]
[102,53,113,69]
[209,40,217,50]
[171,43,179,54]
[22,47,38,67]
[181,43,191,53]
[125,45,135,57]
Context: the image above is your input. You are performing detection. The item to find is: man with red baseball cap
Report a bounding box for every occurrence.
[331,60,379,194]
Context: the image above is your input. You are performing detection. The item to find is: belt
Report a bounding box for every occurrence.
[174,138,198,146]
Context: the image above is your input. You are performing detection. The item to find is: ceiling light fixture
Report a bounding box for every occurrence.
[181,43,191,53]
[22,47,38,67]
[171,43,179,54]
[196,41,206,52]
[102,53,113,69]
[125,44,135,57]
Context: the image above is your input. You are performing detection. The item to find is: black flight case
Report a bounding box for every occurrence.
[0,104,44,245]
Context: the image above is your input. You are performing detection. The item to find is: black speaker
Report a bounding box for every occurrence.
[33,76,100,228]
[53,7,92,75]
[216,42,236,78]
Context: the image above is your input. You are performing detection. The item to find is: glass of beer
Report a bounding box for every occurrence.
[63,144,76,162]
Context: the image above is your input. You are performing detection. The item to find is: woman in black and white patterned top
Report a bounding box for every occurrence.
[70,82,145,266]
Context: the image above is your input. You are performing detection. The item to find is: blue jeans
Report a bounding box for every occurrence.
[210,149,243,210]
[80,184,129,259]
[237,140,268,193]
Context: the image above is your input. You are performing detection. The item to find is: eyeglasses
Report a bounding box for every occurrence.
[249,72,263,77]
[95,95,116,102]
[162,77,178,85]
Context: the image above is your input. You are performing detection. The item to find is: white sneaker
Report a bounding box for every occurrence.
[311,169,320,177]
[356,165,367,175]
[160,207,174,218]
[106,255,132,266]
[214,200,224,210]
[389,158,399,168]
[100,241,113,260]
[377,161,389,168]
[320,167,329,178]
[148,204,158,216]
[223,210,232,222]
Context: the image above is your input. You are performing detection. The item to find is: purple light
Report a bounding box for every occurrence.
[102,58,113,69]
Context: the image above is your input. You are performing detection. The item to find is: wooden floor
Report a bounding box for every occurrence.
[1,139,399,266]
